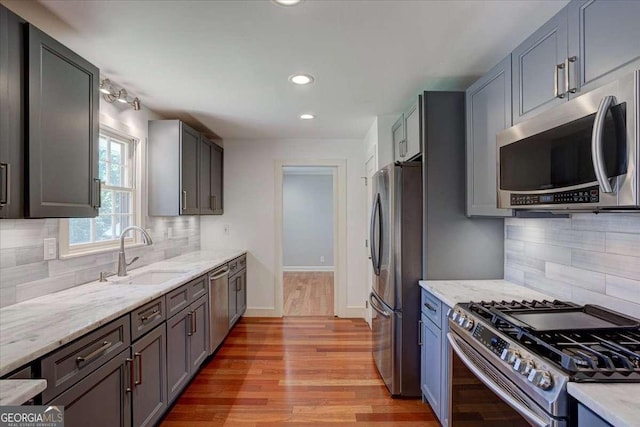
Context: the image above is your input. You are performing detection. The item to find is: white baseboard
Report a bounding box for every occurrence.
[338,306,366,319]
[244,308,280,317]
[282,266,335,272]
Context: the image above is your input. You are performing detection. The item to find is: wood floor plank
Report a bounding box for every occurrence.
[160,317,436,426]
[283,272,334,316]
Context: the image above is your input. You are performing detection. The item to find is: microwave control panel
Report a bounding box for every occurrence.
[511,186,599,206]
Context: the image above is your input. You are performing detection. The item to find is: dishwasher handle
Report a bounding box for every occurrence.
[209,266,230,281]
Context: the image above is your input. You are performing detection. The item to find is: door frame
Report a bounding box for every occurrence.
[364,149,377,328]
[274,159,347,317]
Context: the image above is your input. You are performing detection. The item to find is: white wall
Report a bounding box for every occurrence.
[283,173,334,269]
[200,138,366,316]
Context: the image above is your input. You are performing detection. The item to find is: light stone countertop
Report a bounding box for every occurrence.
[0,379,47,405]
[0,249,246,377]
[418,279,554,308]
[568,383,640,427]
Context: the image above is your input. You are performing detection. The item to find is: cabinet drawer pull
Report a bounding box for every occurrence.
[134,352,143,386]
[424,302,437,313]
[126,358,134,392]
[0,163,10,206]
[182,190,187,210]
[76,340,112,364]
[187,312,193,336]
[140,308,160,322]
[554,63,566,99]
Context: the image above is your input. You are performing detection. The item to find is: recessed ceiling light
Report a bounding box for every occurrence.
[299,114,315,120]
[272,0,303,6]
[289,74,315,85]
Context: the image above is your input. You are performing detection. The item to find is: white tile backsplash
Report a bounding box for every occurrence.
[0,216,200,307]
[506,213,640,318]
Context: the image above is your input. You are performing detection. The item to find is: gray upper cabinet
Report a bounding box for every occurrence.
[0,6,24,219]
[512,8,568,124]
[0,5,99,219]
[392,115,405,162]
[393,96,423,162]
[403,96,422,160]
[567,0,640,94]
[199,137,223,215]
[466,55,513,217]
[149,120,223,216]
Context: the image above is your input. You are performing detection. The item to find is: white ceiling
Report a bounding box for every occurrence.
[4,0,569,140]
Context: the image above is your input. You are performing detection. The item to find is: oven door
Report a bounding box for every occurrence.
[497,70,638,210]
[447,333,566,427]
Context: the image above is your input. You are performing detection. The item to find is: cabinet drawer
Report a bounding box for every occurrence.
[188,276,207,302]
[41,315,130,402]
[131,297,166,342]
[166,284,189,319]
[421,290,442,328]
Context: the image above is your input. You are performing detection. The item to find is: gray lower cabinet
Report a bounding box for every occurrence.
[577,403,612,427]
[419,288,451,427]
[228,267,246,329]
[0,4,99,219]
[131,324,167,427]
[465,55,513,217]
[50,349,132,427]
[512,7,568,124]
[167,295,209,404]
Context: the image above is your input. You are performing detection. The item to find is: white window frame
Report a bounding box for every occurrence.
[59,126,144,258]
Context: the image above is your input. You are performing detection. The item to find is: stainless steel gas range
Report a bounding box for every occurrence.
[447,300,640,427]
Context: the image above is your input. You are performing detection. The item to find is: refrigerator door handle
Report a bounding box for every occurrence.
[369,193,382,276]
[369,292,390,318]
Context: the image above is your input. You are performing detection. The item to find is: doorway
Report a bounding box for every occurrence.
[281,166,335,316]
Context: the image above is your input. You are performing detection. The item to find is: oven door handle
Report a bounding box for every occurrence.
[591,95,615,194]
[447,333,549,427]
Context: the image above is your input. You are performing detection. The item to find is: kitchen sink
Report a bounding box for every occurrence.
[110,270,188,285]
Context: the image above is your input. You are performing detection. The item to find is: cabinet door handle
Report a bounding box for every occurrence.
[567,56,577,94]
[134,352,143,385]
[554,63,566,99]
[210,195,216,210]
[93,178,102,208]
[125,358,134,392]
[187,311,193,336]
[418,320,423,345]
[76,340,112,365]
[0,163,10,206]
[182,190,187,210]
[192,309,197,334]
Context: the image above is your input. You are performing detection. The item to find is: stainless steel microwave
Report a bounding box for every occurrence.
[497,70,639,211]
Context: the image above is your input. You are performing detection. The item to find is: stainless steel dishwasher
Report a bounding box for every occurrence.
[208,264,229,355]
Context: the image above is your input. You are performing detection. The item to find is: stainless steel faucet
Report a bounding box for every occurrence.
[117,226,153,276]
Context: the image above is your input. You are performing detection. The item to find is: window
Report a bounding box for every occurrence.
[60,129,141,256]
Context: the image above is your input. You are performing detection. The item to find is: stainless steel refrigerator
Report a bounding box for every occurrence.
[369,161,422,397]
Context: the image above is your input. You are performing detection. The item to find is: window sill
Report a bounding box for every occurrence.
[59,242,147,260]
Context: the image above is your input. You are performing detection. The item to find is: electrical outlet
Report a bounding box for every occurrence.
[223,224,230,235]
[43,238,57,260]
[320,256,325,263]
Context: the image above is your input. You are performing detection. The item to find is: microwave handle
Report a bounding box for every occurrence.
[591,96,615,193]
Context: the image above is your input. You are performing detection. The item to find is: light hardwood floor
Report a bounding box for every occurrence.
[283,272,334,317]
[160,317,438,426]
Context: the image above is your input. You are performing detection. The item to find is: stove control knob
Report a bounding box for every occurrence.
[528,370,553,390]
[513,358,535,376]
[463,318,474,330]
[451,311,459,321]
[458,315,467,326]
[500,349,520,365]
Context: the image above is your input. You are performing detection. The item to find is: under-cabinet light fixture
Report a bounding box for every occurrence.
[100,78,142,111]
